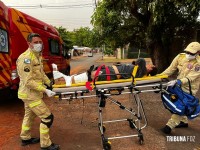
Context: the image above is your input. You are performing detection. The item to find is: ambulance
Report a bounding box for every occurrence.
[0,1,70,98]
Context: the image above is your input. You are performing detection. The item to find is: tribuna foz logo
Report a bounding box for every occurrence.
[166,136,195,142]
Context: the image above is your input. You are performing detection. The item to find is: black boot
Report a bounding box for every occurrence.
[87,65,94,81]
[41,143,60,150]
[161,125,172,134]
[21,137,40,146]
[175,121,188,128]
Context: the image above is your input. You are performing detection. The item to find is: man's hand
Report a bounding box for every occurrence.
[46,80,54,90]
[167,80,177,87]
[45,89,56,97]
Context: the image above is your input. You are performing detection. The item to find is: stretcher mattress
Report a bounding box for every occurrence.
[52,75,168,93]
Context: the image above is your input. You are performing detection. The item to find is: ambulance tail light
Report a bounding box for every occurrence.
[11,67,18,80]
[11,66,19,90]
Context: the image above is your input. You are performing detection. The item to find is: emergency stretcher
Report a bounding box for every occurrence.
[52,73,168,150]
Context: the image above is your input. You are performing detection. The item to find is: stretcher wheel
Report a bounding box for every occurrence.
[103,141,111,150]
[138,133,144,145]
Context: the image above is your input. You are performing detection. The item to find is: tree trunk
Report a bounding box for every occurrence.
[169,38,184,61]
[148,37,186,73]
[148,42,169,73]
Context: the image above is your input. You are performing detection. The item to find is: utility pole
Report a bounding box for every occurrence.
[94,0,97,7]
[94,0,104,60]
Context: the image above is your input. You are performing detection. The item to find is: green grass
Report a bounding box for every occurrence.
[97,56,152,64]
[127,52,150,59]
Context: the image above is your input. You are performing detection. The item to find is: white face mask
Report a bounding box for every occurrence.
[186,54,196,60]
[32,43,43,52]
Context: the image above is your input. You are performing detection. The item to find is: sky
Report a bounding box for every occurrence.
[2,0,96,31]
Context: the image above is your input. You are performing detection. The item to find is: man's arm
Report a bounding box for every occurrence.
[17,57,46,92]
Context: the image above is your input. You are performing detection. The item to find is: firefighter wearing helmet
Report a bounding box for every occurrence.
[17,33,60,150]
[161,41,200,134]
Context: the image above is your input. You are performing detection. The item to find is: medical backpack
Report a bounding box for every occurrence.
[161,78,200,120]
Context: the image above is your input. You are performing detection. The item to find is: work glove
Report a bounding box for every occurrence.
[45,80,54,90]
[167,80,177,87]
[45,89,56,97]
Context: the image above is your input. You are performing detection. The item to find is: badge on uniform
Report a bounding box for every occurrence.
[24,66,30,72]
[24,59,31,64]
[195,65,200,72]
[187,64,193,70]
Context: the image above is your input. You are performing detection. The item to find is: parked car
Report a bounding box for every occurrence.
[88,51,93,57]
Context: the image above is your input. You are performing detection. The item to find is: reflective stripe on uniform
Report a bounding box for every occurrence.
[44,80,50,86]
[29,100,42,108]
[36,85,44,91]
[36,81,44,91]
[22,125,30,131]
[40,128,49,134]
[37,82,43,85]
[18,92,28,99]
[30,52,36,60]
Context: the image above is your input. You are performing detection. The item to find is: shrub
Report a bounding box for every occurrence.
[127,52,150,58]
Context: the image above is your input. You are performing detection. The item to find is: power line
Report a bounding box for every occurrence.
[5,1,95,30]
[46,6,94,9]
[47,3,93,7]
[47,0,93,5]
[43,21,91,23]
[8,3,95,9]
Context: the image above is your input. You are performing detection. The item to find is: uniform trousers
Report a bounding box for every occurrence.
[166,114,188,129]
[20,99,52,148]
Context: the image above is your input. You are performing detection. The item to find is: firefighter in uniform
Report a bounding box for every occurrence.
[161,42,200,134]
[17,33,60,150]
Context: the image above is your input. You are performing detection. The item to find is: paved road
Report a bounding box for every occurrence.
[70,53,102,74]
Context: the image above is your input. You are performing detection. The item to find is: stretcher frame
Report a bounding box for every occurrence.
[53,74,168,150]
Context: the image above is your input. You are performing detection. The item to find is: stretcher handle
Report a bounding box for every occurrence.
[93,73,135,87]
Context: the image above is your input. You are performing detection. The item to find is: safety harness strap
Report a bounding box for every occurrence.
[132,65,138,77]
[86,65,111,90]
[94,64,111,81]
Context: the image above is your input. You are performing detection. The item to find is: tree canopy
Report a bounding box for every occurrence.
[56,26,74,50]
[56,26,102,50]
[91,0,200,72]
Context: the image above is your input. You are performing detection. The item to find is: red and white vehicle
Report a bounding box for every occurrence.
[0,1,70,98]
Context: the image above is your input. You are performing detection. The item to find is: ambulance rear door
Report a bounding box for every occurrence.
[0,28,12,89]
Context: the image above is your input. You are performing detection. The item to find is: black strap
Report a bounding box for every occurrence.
[87,65,94,81]
[185,77,193,95]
